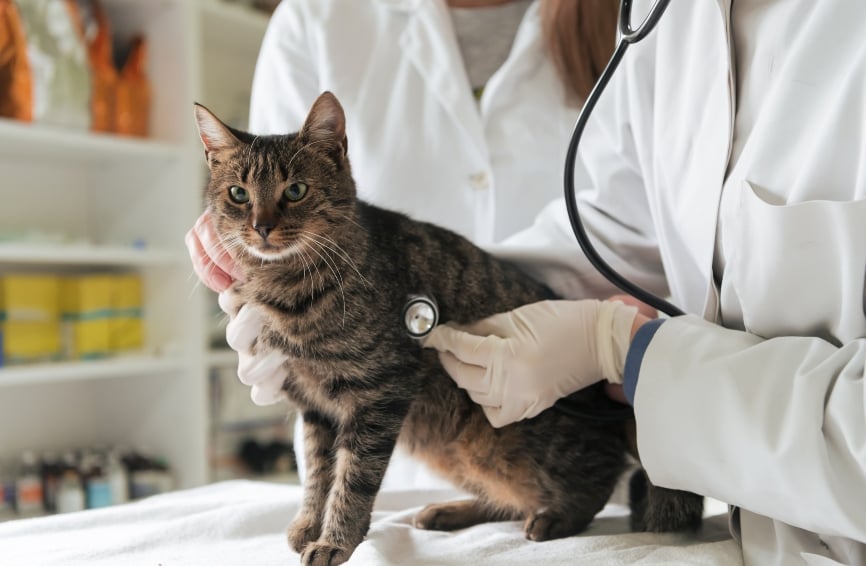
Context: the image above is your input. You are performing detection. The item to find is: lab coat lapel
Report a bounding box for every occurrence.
[479,1,542,116]
[396,0,489,161]
[657,0,733,318]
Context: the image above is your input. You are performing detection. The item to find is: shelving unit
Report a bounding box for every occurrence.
[0,0,273,493]
[0,356,185,388]
[0,117,186,164]
[0,242,185,266]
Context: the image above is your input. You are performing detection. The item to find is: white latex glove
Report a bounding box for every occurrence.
[218,290,288,406]
[423,299,637,428]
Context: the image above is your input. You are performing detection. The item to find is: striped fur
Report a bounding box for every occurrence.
[195,93,702,566]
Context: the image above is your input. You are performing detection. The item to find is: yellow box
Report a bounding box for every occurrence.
[0,275,62,363]
[62,275,113,315]
[110,274,144,352]
[3,320,62,363]
[62,276,113,360]
[112,274,143,310]
[0,275,61,321]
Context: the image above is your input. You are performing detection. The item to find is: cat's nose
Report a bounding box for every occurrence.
[254,222,274,241]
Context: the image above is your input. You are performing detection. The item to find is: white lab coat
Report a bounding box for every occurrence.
[250,0,587,491]
[249,0,582,245]
[496,1,866,564]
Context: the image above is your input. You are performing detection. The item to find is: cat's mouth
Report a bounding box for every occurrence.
[245,240,306,262]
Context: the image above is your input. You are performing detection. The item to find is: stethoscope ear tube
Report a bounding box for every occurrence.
[563,0,683,319]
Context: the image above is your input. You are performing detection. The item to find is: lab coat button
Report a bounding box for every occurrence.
[469,171,490,190]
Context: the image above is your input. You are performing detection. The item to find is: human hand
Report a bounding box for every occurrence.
[422,299,638,428]
[218,290,288,406]
[185,210,245,292]
[604,294,656,404]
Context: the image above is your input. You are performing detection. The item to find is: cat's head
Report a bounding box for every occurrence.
[193,92,355,265]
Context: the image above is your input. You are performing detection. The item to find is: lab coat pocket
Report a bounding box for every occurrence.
[726,181,866,342]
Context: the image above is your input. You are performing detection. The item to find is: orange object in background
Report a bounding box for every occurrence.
[114,35,149,137]
[0,0,32,121]
[80,0,116,133]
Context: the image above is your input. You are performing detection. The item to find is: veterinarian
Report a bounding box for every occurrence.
[423,1,866,565]
[186,1,618,492]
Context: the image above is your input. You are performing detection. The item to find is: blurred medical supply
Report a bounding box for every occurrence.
[0,0,151,136]
[0,447,171,520]
[0,271,144,366]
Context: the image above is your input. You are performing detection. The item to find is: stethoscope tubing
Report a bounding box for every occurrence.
[563,0,683,318]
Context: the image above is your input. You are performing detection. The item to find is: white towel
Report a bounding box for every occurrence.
[0,480,742,566]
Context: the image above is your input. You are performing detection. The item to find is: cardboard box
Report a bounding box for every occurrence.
[62,275,112,360]
[0,275,62,363]
[109,274,143,352]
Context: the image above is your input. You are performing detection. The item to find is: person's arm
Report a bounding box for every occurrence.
[423,299,640,428]
[629,316,866,543]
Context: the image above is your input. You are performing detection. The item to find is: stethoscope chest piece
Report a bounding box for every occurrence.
[403,295,439,339]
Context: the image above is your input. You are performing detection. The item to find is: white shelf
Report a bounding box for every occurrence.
[0,118,188,165]
[0,242,186,267]
[0,355,185,387]
[207,349,238,368]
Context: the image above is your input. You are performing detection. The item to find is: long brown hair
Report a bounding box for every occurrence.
[540,0,619,103]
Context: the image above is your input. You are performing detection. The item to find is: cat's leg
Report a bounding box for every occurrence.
[522,507,598,541]
[629,468,704,532]
[287,411,336,554]
[414,499,516,531]
[300,403,407,566]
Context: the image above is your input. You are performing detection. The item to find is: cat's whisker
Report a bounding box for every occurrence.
[302,231,372,289]
[286,139,333,171]
[297,247,317,309]
[302,235,347,326]
[297,240,325,299]
[307,239,347,307]
[186,273,204,299]
[246,135,260,160]
[219,235,251,266]
[332,212,369,235]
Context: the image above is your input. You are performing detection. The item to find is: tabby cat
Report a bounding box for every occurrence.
[194,92,703,566]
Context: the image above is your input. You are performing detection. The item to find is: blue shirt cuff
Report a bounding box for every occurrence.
[622,318,666,406]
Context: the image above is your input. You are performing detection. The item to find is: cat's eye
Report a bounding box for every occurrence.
[228,185,249,204]
[284,182,308,202]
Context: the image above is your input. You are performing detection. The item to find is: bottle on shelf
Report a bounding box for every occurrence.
[14,451,43,517]
[106,449,128,505]
[56,471,85,514]
[39,451,61,513]
[0,461,14,520]
[81,451,112,509]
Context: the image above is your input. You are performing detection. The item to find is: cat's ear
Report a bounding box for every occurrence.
[193,103,241,165]
[299,91,348,158]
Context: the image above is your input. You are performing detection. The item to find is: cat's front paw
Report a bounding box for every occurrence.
[300,541,351,566]
[287,514,321,553]
[523,509,592,541]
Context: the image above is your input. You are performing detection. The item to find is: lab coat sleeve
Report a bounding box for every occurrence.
[248,0,320,134]
[635,314,866,542]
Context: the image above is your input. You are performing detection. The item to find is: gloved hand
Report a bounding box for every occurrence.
[186,212,285,405]
[218,290,288,406]
[185,210,245,293]
[422,299,638,428]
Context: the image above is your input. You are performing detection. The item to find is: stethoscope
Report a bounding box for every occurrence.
[563,0,682,319]
[402,0,674,420]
